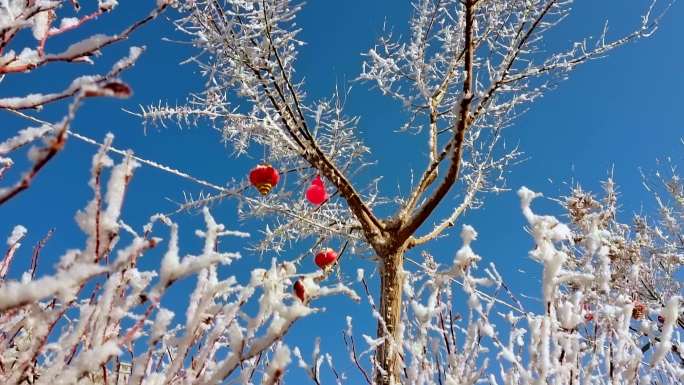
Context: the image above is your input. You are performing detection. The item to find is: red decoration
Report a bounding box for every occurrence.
[314,248,338,270]
[582,302,593,322]
[293,279,306,302]
[249,164,280,195]
[632,301,646,320]
[305,175,328,205]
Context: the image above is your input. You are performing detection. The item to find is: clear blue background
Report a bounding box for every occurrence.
[1,1,682,382]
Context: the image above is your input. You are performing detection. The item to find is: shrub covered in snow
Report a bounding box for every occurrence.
[0,137,358,384]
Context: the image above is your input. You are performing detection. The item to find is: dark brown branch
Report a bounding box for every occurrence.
[234,3,385,239]
[400,9,496,217]
[261,0,314,142]
[343,332,373,385]
[398,0,478,242]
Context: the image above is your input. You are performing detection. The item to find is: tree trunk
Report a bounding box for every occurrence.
[375,248,405,385]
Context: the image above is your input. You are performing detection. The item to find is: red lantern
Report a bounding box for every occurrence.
[306,175,328,205]
[249,164,280,195]
[632,301,646,320]
[315,248,338,270]
[293,279,306,302]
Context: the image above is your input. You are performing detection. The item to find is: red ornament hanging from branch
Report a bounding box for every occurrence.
[314,248,338,270]
[249,164,280,195]
[632,301,646,320]
[293,278,306,302]
[305,175,328,205]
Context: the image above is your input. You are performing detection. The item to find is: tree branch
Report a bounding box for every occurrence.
[398,0,477,241]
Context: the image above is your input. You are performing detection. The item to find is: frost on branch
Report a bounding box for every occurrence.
[0,136,357,385]
[337,183,682,384]
[0,1,166,75]
[133,1,382,256]
[0,56,137,206]
[120,1,676,384]
[0,0,168,206]
[136,0,669,265]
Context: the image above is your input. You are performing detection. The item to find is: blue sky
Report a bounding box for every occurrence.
[1,1,682,383]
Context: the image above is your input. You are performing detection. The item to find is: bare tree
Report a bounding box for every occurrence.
[134,1,673,384]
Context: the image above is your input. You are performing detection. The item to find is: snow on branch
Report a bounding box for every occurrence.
[138,1,671,272]
[0,0,168,206]
[137,1,385,251]
[333,183,681,384]
[0,1,168,75]
[0,43,146,206]
[0,135,358,385]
